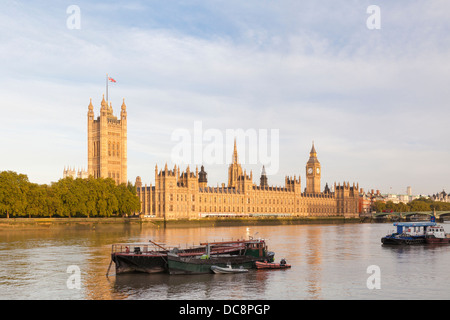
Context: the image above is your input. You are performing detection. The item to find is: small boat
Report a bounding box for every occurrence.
[425,225,450,244]
[256,259,291,270]
[211,264,248,274]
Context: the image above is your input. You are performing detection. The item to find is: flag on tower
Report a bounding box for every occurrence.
[108,77,116,83]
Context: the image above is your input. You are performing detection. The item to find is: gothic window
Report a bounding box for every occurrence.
[108,141,111,156]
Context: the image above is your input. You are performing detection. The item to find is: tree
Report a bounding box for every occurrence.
[385,201,396,212]
[25,183,47,218]
[0,171,30,218]
[0,171,142,218]
[408,198,431,212]
[372,200,386,213]
[115,183,140,216]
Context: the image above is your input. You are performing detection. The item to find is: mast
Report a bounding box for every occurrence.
[106,73,109,102]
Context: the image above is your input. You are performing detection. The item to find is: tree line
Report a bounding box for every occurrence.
[372,197,450,213]
[0,171,141,218]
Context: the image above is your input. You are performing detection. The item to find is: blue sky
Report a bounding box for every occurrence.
[1,0,450,195]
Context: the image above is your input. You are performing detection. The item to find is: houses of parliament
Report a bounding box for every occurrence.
[85,96,359,219]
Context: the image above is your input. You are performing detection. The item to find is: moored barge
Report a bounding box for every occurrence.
[167,239,275,275]
[110,239,265,274]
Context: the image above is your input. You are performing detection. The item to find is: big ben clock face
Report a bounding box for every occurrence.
[316,168,320,174]
[307,168,313,174]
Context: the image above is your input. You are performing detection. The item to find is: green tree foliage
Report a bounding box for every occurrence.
[0,171,141,218]
[0,171,30,218]
[372,200,386,213]
[371,196,450,213]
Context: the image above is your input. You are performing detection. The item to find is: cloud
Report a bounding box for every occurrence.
[0,0,449,194]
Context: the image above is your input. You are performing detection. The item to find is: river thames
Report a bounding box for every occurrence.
[0,222,449,300]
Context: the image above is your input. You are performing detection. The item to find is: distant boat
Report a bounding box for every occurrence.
[211,264,248,274]
[381,222,436,245]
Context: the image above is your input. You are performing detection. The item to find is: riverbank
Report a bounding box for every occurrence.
[0,216,361,229]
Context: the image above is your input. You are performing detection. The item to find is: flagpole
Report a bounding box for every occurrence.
[106,73,109,102]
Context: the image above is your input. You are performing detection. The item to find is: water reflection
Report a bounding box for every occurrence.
[305,227,322,299]
[1,223,450,299]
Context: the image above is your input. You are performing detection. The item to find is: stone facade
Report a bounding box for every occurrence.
[136,142,359,219]
[87,95,127,185]
[63,166,88,179]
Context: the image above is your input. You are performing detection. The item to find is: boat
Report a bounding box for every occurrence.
[167,239,275,275]
[167,252,261,275]
[425,225,450,244]
[109,239,250,274]
[255,258,291,270]
[381,222,437,245]
[211,264,248,274]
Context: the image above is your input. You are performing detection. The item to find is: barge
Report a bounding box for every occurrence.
[109,238,267,274]
[167,239,275,275]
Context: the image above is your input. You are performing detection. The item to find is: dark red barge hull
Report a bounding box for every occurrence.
[425,237,450,244]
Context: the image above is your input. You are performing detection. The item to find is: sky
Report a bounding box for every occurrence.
[1,0,449,196]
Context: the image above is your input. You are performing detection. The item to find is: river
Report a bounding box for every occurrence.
[0,222,449,300]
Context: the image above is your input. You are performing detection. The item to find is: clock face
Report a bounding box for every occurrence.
[316,168,320,174]
[307,168,313,174]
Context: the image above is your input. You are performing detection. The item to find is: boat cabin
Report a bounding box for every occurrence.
[393,222,436,236]
[245,240,268,258]
[426,226,447,238]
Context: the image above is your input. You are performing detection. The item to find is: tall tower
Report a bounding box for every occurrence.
[260,166,268,188]
[306,142,321,194]
[228,139,243,188]
[198,165,208,189]
[87,95,127,185]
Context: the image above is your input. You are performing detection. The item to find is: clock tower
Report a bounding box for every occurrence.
[306,142,321,194]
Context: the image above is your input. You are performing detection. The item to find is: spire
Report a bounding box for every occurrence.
[101,94,107,109]
[232,138,238,164]
[307,141,320,164]
[121,98,126,111]
[88,98,94,111]
[310,141,317,156]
